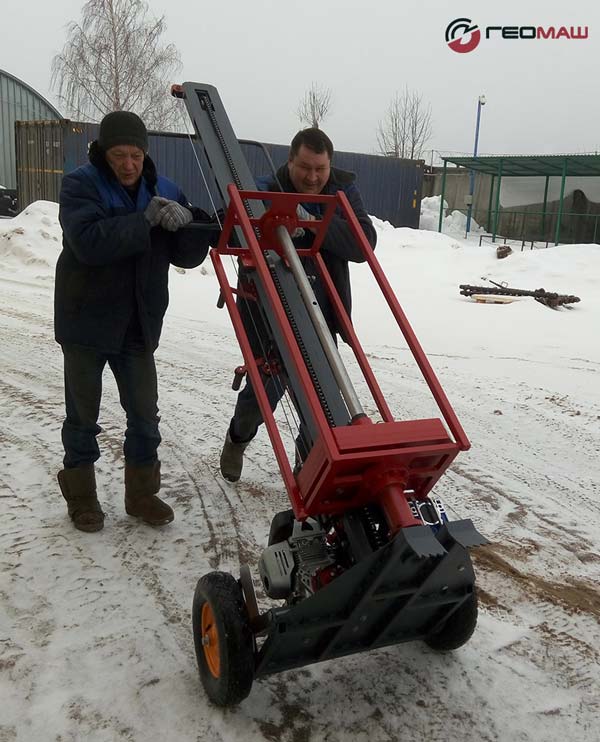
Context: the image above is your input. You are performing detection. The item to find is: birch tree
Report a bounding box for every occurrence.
[377,88,432,159]
[51,0,182,130]
[297,83,333,129]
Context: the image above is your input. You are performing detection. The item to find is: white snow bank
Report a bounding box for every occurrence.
[4,200,598,371]
[0,200,61,273]
[420,195,484,236]
[349,217,600,366]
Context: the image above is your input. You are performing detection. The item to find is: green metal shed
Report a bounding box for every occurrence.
[438,154,600,245]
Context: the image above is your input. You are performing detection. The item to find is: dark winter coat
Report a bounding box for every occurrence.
[55,143,219,353]
[256,163,377,338]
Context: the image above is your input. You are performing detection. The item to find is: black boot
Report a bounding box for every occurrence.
[124,461,174,526]
[293,449,303,476]
[58,465,104,532]
[219,430,250,482]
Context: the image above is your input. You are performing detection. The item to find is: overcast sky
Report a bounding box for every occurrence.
[2,0,598,160]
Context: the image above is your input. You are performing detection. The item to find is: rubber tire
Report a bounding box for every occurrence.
[424,589,478,651]
[192,571,254,706]
[268,509,295,545]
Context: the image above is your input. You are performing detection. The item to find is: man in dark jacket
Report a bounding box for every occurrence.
[220,127,377,482]
[56,110,219,532]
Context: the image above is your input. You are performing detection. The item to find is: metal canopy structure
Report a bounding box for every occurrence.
[438,153,600,245]
[443,154,600,178]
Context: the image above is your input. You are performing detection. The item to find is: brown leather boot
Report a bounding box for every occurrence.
[124,461,174,526]
[58,465,105,532]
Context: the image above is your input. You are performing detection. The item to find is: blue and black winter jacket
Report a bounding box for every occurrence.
[256,164,377,339]
[55,143,219,352]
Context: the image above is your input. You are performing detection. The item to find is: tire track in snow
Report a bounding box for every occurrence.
[3,275,600,740]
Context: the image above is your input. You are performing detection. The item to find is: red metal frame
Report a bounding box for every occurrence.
[211,185,470,533]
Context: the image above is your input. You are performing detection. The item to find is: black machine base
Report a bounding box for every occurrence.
[254,520,487,677]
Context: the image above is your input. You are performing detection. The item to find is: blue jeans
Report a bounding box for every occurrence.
[61,343,161,469]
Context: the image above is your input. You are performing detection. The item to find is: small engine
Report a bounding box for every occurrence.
[258,518,337,601]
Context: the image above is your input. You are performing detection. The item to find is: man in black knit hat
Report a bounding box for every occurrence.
[55,111,219,532]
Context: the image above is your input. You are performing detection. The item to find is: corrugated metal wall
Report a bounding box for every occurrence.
[16,120,423,226]
[16,121,65,206]
[0,69,61,189]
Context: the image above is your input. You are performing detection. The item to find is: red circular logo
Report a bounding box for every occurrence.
[446,18,481,53]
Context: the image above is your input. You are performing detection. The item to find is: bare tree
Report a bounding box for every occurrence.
[51,0,183,130]
[297,83,333,129]
[377,88,432,159]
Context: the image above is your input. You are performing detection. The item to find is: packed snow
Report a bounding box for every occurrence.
[1,201,598,742]
[420,195,485,237]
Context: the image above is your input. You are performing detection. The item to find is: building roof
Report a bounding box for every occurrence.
[442,154,600,178]
[0,68,62,119]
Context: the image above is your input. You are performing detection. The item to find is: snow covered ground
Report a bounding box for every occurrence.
[1,201,599,742]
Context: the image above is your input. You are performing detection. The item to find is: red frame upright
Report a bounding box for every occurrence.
[210,185,470,533]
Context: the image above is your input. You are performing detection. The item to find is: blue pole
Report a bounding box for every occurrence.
[438,161,448,233]
[466,96,485,237]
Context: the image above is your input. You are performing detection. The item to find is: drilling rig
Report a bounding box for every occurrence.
[174,82,487,706]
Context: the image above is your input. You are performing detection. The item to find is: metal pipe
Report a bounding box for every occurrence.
[314,252,395,423]
[438,161,447,233]
[492,159,503,242]
[275,225,364,420]
[541,175,550,238]
[465,94,486,237]
[486,175,495,232]
[336,192,470,450]
[555,159,567,245]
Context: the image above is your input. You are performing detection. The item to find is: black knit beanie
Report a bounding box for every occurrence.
[98,111,148,152]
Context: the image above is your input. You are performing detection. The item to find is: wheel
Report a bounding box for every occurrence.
[192,571,254,706]
[268,509,294,545]
[424,589,478,651]
[239,564,260,625]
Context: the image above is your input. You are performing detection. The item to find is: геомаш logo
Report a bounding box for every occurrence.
[445,19,481,53]
[445,17,589,53]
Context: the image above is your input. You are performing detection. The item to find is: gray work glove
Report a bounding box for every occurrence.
[144,196,170,227]
[296,204,315,222]
[292,204,316,238]
[158,200,194,231]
